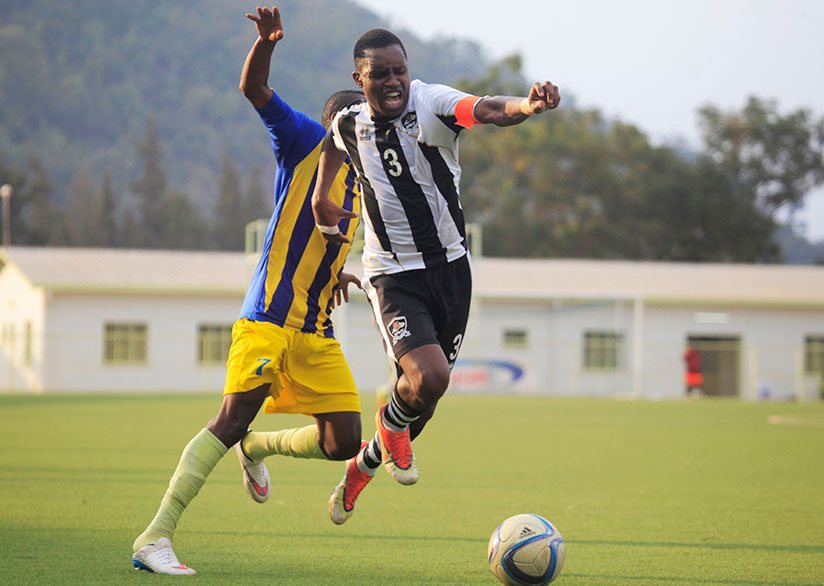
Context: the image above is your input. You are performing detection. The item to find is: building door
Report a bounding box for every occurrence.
[686,336,740,397]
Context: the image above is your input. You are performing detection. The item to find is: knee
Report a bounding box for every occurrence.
[322,434,361,461]
[207,414,248,448]
[411,366,450,404]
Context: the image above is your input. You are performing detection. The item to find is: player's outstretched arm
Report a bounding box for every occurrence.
[473,81,561,127]
[239,6,284,109]
[311,132,357,245]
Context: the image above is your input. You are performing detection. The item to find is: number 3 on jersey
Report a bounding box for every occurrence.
[383,148,403,177]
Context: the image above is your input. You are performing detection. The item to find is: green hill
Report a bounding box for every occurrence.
[0,0,488,211]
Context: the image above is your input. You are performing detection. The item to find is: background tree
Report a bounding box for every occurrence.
[0,152,59,246]
[64,169,96,246]
[456,59,800,262]
[698,97,824,216]
[157,190,209,250]
[98,171,117,246]
[243,162,271,226]
[130,117,168,248]
[127,117,208,249]
[214,146,247,250]
[64,169,118,247]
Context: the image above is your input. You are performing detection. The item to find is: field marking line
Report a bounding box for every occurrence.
[767,414,824,427]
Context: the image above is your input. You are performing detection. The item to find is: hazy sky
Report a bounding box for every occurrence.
[354,0,824,240]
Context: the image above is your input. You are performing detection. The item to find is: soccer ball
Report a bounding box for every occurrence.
[487,514,565,585]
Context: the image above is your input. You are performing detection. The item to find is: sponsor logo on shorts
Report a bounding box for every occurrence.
[388,317,411,345]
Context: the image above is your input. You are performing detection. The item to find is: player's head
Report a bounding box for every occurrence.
[322,89,365,129]
[352,28,410,120]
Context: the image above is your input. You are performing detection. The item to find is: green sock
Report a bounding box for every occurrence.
[241,424,326,460]
[132,428,228,552]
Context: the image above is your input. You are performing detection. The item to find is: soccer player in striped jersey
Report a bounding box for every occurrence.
[131,7,365,574]
[312,28,560,524]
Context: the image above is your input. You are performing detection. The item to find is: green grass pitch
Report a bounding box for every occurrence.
[1,392,823,585]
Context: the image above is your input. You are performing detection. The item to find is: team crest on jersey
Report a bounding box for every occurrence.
[387,316,412,345]
[359,126,373,141]
[401,111,418,132]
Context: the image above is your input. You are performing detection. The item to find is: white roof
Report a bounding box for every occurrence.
[470,257,824,307]
[2,246,823,306]
[0,246,248,295]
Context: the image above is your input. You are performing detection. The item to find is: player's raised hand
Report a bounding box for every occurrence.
[245,6,284,43]
[524,81,560,114]
[312,197,358,245]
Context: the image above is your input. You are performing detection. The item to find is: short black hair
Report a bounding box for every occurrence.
[353,28,407,62]
[321,89,365,128]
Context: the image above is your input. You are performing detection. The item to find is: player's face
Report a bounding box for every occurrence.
[353,45,410,119]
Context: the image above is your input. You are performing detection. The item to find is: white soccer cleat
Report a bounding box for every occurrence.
[235,442,270,503]
[132,537,196,575]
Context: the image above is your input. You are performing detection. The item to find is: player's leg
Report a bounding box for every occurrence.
[329,439,372,524]
[315,410,363,460]
[409,402,436,441]
[395,343,451,411]
[381,361,434,439]
[211,387,276,505]
[239,410,361,462]
[239,411,362,516]
[361,271,441,484]
[230,329,367,520]
[365,344,446,485]
[322,412,373,525]
[329,376,437,526]
[207,384,272,446]
[133,318,277,570]
[401,253,470,440]
[373,257,472,484]
[223,319,301,503]
[132,385,269,574]
[238,330,361,461]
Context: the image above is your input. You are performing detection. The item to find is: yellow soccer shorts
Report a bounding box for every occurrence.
[224,318,361,415]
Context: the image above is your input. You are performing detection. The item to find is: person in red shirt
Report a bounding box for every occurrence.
[684,343,704,397]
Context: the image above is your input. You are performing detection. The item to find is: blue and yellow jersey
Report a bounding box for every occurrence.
[239,91,360,336]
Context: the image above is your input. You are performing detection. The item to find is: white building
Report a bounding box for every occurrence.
[1,245,823,400]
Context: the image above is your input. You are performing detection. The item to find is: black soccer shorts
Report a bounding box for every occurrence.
[364,254,472,368]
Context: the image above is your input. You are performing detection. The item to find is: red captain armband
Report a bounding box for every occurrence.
[455,96,482,129]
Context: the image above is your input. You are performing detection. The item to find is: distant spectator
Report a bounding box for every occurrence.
[684,343,704,397]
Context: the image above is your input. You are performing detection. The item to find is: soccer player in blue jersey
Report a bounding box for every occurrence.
[131,6,364,575]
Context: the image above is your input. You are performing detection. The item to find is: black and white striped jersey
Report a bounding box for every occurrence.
[330,79,481,277]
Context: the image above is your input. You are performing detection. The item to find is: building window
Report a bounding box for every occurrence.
[104,323,147,365]
[198,324,233,365]
[503,329,528,349]
[804,336,824,374]
[583,331,624,371]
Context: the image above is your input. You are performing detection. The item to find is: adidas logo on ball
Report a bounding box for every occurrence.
[518,527,535,539]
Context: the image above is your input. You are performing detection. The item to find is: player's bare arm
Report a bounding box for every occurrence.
[239,6,284,109]
[474,81,560,126]
[310,131,358,245]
